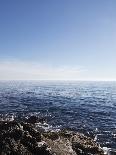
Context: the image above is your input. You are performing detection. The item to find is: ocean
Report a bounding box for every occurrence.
[0,81,116,149]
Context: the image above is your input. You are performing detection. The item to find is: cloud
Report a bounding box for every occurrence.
[0,60,85,80]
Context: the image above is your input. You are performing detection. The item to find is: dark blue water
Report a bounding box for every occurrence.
[0,81,116,149]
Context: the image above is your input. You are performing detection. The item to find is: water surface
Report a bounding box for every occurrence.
[0,81,116,149]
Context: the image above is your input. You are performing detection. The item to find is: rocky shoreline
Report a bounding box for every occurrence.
[0,116,110,155]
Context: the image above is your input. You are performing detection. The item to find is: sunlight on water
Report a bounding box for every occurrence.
[0,81,116,149]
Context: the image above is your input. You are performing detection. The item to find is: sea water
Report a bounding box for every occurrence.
[0,81,116,149]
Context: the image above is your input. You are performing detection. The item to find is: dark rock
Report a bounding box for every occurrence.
[38,117,47,124]
[34,141,52,155]
[27,116,38,124]
[0,118,105,155]
[22,122,41,141]
[59,130,73,139]
[43,131,59,140]
[0,119,52,155]
[21,134,52,155]
[11,129,23,140]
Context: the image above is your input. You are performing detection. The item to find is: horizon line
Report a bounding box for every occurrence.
[0,79,116,82]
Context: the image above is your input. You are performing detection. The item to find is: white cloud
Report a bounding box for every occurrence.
[0,60,85,80]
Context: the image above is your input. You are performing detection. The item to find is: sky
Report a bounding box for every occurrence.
[0,0,116,80]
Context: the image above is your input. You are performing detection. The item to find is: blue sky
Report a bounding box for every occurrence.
[0,0,116,80]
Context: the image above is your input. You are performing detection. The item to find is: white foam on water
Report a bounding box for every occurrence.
[102,147,116,155]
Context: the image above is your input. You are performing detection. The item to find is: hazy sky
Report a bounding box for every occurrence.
[0,0,116,80]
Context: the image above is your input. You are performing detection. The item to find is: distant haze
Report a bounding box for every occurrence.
[0,0,116,81]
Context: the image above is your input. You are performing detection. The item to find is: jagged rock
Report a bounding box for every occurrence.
[71,133,104,155]
[0,117,105,155]
[0,119,52,155]
[44,134,77,155]
[59,130,73,139]
[22,122,41,141]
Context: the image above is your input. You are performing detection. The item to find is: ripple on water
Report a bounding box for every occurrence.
[0,81,116,149]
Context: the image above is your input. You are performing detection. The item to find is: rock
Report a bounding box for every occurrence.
[72,133,104,155]
[22,122,41,141]
[0,121,20,131]
[27,116,38,124]
[43,131,59,140]
[44,135,77,155]
[34,141,52,155]
[11,129,23,140]
[21,134,37,151]
[21,134,52,155]
[0,118,105,155]
[59,130,73,139]
[0,120,48,155]
[38,117,47,124]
